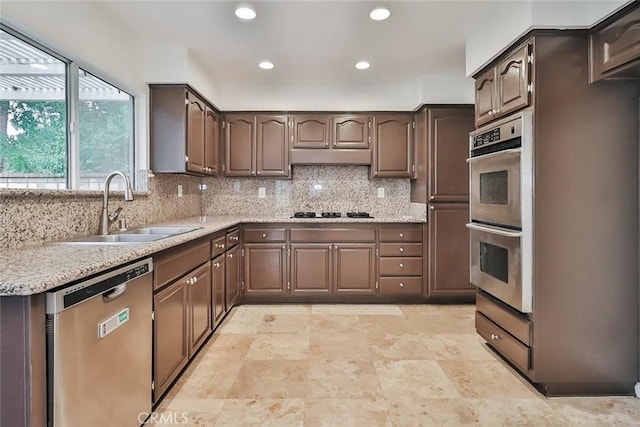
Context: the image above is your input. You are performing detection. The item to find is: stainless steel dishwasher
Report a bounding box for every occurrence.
[46,258,153,427]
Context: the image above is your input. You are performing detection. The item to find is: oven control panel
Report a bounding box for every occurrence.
[473,128,501,148]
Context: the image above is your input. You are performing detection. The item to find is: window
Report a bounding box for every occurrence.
[0,26,135,190]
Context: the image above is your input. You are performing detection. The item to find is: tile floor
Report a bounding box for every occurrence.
[154,304,640,426]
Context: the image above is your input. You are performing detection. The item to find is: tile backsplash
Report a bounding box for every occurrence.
[0,173,201,248]
[202,166,412,217]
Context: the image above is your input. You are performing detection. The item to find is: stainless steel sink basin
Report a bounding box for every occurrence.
[56,226,202,245]
[126,226,202,236]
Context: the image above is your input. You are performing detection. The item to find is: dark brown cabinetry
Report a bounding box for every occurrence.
[590,3,640,81]
[152,240,211,402]
[332,115,371,149]
[149,85,218,176]
[427,204,473,299]
[224,114,290,177]
[474,43,531,127]
[292,115,331,148]
[290,244,331,295]
[372,114,414,178]
[225,230,241,309]
[211,254,225,327]
[378,225,424,296]
[333,243,377,295]
[242,227,288,296]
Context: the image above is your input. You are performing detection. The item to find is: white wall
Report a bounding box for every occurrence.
[419,75,475,105]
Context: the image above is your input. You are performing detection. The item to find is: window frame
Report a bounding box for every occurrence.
[0,23,136,191]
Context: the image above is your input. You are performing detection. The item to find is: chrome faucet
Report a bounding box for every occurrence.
[99,171,134,235]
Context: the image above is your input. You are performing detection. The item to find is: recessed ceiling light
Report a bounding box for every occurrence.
[30,63,48,70]
[235,4,256,20]
[259,61,274,70]
[369,6,391,21]
[355,61,370,70]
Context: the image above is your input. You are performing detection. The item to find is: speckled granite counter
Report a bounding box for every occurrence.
[0,214,425,296]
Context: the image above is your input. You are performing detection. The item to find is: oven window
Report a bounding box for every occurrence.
[480,171,508,205]
[480,242,508,283]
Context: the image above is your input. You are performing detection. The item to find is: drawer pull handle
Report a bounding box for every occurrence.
[262,233,267,238]
[215,243,225,249]
[214,262,220,268]
[399,247,404,253]
[490,334,500,340]
[399,282,404,288]
[228,253,233,259]
[231,236,239,241]
[399,233,404,238]
[399,263,404,268]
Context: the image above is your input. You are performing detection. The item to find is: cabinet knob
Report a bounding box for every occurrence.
[193,276,198,283]
[490,334,500,340]
[399,263,404,268]
[231,236,239,241]
[328,244,332,250]
[214,262,220,268]
[257,171,261,175]
[215,243,225,249]
[399,233,404,238]
[399,283,404,288]
[252,171,256,175]
[399,247,404,253]
[262,233,267,238]
[186,278,193,285]
[228,253,233,259]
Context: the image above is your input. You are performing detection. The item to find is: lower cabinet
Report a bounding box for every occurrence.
[211,255,226,327]
[427,203,475,300]
[153,279,188,403]
[333,243,377,295]
[187,263,212,357]
[225,244,241,309]
[244,243,288,295]
[290,243,331,295]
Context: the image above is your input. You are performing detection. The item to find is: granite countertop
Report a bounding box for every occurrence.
[0,214,426,296]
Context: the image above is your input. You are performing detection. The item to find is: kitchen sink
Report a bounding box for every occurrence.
[56,226,202,245]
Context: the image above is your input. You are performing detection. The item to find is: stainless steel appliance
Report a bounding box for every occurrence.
[46,258,153,427]
[467,111,533,313]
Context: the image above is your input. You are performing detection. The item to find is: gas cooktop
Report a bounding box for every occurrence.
[292,211,374,219]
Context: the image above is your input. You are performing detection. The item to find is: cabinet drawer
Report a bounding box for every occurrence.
[379,257,423,276]
[379,227,423,242]
[476,312,530,373]
[226,228,240,248]
[154,241,210,291]
[243,228,287,242]
[379,242,423,257]
[379,277,423,295]
[211,235,226,258]
[476,292,531,345]
[290,228,375,242]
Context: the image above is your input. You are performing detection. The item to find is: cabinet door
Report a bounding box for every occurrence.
[591,6,640,80]
[224,114,255,176]
[428,107,474,202]
[153,280,188,402]
[332,115,371,149]
[244,243,287,295]
[333,243,376,295]
[474,68,496,127]
[187,263,212,357]
[290,243,331,295]
[372,114,413,178]
[225,245,240,310]
[256,115,290,177]
[427,203,475,300]
[211,256,226,325]
[496,43,530,118]
[204,106,219,176]
[186,91,206,174]
[292,115,330,149]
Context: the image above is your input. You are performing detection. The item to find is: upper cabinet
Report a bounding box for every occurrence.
[590,3,640,82]
[332,115,371,149]
[371,113,414,178]
[292,115,331,148]
[150,85,219,176]
[474,42,532,127]
[224,114,290,178]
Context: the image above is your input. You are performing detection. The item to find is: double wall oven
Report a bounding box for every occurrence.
[467,111,533,313]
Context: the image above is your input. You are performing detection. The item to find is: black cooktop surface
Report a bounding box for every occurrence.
[292,211,373,219]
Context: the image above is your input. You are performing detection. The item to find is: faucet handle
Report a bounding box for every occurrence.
[109,207,123,222]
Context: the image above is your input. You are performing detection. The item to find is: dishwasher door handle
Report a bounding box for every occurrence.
[103,284,127,301]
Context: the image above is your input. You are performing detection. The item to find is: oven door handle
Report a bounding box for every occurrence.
[466,148,521,163]
[466,222,522,238]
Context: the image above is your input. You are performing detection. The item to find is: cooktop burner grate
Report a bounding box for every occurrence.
[292,211,373,219]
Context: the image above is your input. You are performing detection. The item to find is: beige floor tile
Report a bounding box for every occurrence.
[214,315,261,335]
[246,333,309,360]
[466,398,570,426]
[366,332,434,360]
[306,359,383,399]
[304,399,392,427]
[311,304,403,316]
[258,314,312,334]
[399,304,475,319]
[546,397,640,426]
[201,334,255,361]
[407,310,477,335]
[359,315,419,337]
[438,360,540,399]
[227,360,308,399]
[309,328,371,360]
[375,360,462,399]
[214,399,305,427]
[167,358,243,400]
[386,397,477,427]
[153,398,225,427]
[236,304,312,315]
[422,334,496,360]
[310,314,361,332]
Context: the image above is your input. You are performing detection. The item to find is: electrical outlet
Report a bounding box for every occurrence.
[377,187,385,198]
[177,184,183,197]
[258,187,266,198]
[314,184,322,190]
